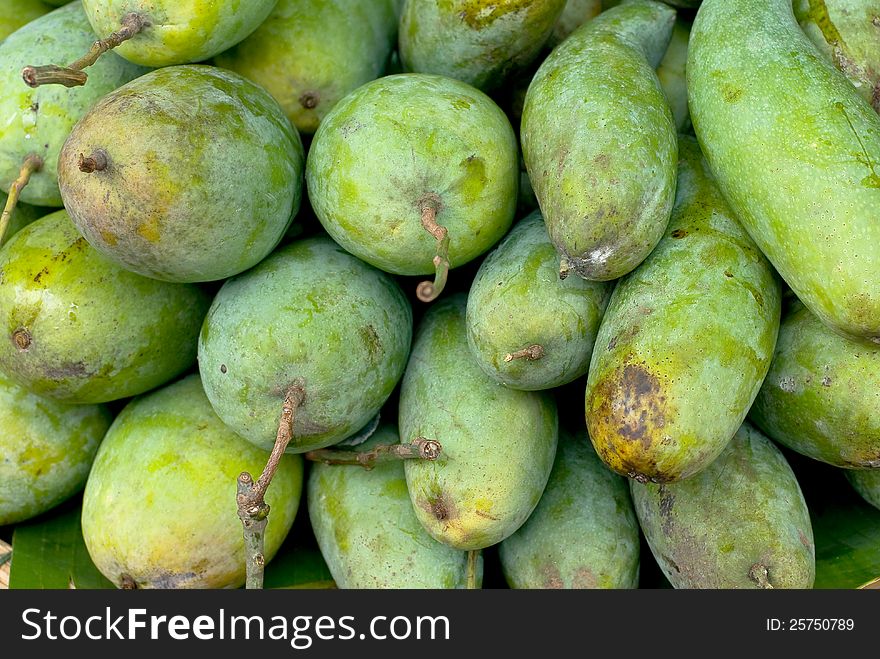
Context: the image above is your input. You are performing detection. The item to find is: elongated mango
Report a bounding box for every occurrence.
[585,137,780,483]
[688,0,880,342]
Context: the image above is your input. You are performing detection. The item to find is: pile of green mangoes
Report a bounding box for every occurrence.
[1,0,878,590]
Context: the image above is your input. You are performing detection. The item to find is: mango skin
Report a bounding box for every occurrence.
[846,470,880,511]
[547,0,601,48]
[0,192,42,247]
[0,373,111,525]
[0,1,51,41]
[0,210,209,403]
[82,375,303,589]
[656,19,690,132]
[199,237,412,454]
[216,0,398,135]
[466,211,611,391]
[522,0,677,281]
[688,0,880,343]
[59,65,303,283]
[82,0,278,67]
[307,74,518,277]
[399,0,566,92]
[0,2,147,207]
[308,426,472,588]
[499,431,639,589]
[585,137,781,483]
[401,294,558,550]
[750,303,880,469]
[794,0,880,112]
[631,423,815,589]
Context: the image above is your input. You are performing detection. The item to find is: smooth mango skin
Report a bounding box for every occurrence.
[547,0,601,48]
[466,211,611,391]
[656,19,690,132]
[82,375,303,589]
[307,74,518,277]
[794,0,880,112]
[59,65,303,283]
[0,2,147,207]
[199,237,412,454]
[0,210,209,403]
[499,431,639,589]
[585,137,781,483]
[216,0,398,135]
[0,1,51,41]
[82,0,277,67]
[689,0,880,343]
[401,294,558,550]
[0,192,42,247]
[522,0,677,281]
[308,426,472,588]
[749,302,880,469]
[0,373,111,525]
[847,470,880,511]
[399,0,566,92]
[631,423,815,589]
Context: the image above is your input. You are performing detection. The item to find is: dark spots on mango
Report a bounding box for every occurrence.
[724,270,733,278]
[821,375,831,387]
[43,361,92,380]
[474,509,499,521]
[423,490,455,522]
[359,325,382,363]
[299,91,320,110]
[33,267,49,284]
[220,364,227,374]
[671,229,688,239]
[721,84,743,103]
[12,328,31,351]
[594,153,611,169]
[610,363,666,447]
[658,486,675,534]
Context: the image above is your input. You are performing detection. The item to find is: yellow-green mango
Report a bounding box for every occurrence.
[0,192,42,247]
[657,19,691,131]
[0,1,51,41]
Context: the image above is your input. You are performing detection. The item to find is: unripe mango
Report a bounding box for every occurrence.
[0,1,51,42]
[847,470,880,511]
[547,0,601,48]
[0,192,41,247]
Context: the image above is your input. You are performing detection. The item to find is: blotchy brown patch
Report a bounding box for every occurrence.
[798,529,812,550]
[572,567,598,589]
[609,363,666,447]
[541,564,564,589]
[671,229,688,239]
[658,486,675,535]
[422,491,455,522]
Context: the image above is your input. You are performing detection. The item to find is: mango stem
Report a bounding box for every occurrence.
[21,13,145,89]
[304,438,442,469]
[0,154,43,246]
[78,150,109,173]
[237,385,305,590]
[466,550,479,589]
[504,344,545,363]
[416,198,450,303]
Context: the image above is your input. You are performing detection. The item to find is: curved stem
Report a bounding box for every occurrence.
[22,13,145,89]
[466,550,479,590]
[416,198,450,303]
[0,154,43,246]
[237,385,305,590]
[504,344,545,363]
[304,437,442,469]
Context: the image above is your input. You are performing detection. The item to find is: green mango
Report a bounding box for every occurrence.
[0,210,209,403]
[547,0,602,48]
[399,0,567,92]
[82,375,303,589]
[499,430,640,588]
[522,0,677,281]
[400,294,558,550]
[0,1,51,41]
[0,192,42,247]
[215,0,399,135]
[307,74,518,290]
[656,19,690,132]
[585,137,780,483]
[199,237,412,454]
[0,2,147,207]
[308,425,473,588]
[81,0,277,67]
[794,0,880,112]
[846,470,880,511]
[58,65,303,283]
[631,423,815,589]
[750,302,880,469]
[466,211,611,391]
[0,372,111,525]
[688,0,880,343]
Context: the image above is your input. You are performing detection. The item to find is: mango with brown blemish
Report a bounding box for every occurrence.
[846,470,880,511]
[0,372,111,525]
[216,0,400,135]
[0,210,209,403]
[585,136,780,483]
[631,423,815,589]
[400,294,558,550]
[466,211,611,391]
[399,0,566,92]
[198,237,412,454]
[521,0,678,281]
[58,65,303,283]
[499,430,640,589]
[689,0,880,342]
[308,425,474,588]
[750,302,880,469]
[81,375,303,589]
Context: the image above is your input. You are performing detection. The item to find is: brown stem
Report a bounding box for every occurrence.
[78,150,108,173]
[304,438,442,469]
[504,344,545,363]
[237,385,305,590]
[559,256,571,280]
[466,550,479,589]
[0,154,43,246]
[21,13,145,89]
[748,563,773,589]
[416,197,450,303]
